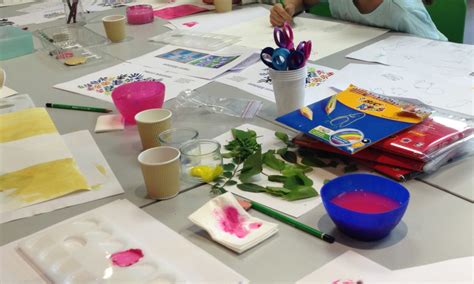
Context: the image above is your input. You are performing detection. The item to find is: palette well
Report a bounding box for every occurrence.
[189,192,278,254]
[18,216,181,283]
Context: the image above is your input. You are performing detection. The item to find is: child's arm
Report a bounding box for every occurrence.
[270,0,320,26]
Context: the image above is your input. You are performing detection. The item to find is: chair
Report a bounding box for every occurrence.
[307,0,467,43]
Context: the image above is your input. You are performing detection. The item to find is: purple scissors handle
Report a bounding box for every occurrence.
[296,40,312,61]
[287,50,306,70]
[260,47,276,69]
[273,21,294,50]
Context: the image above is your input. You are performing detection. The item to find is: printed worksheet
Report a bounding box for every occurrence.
[328,64,473,116]
[346,35,474,77]
[54,62,209,103]
[217,61,337,105]
[128,45,256,80]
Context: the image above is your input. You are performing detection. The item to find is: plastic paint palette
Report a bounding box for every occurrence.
[18,217,182,283]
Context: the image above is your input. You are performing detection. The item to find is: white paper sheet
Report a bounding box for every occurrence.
[0,199,248,283]
[168,6,269,32]
[216,61,337,105]
[296,251,392,284]
[213,124,336,218]
[128,45,256,80]
[328,64,474,116]
[346,35,474,77]
[0,86,18,98]
[297,250,474,284]
[54,62,209,103]
[7,3,65,26]
[215,15,388,60]
[0,0,34,7]
[0,130,124,224]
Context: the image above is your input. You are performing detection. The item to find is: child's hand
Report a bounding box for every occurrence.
[270,3,295,27]
[203,0,241,4]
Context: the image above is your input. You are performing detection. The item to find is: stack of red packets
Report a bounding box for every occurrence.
[294,108,474,181]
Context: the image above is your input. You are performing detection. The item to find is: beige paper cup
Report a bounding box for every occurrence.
[135,108,172,150]
[102,15,126,43]
[214,0,232,13]
[138,146,180,200]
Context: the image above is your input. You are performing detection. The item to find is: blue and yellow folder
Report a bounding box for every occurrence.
[276,85,430,154]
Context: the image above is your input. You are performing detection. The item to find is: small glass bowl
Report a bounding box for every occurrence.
[179,139,222,181]
[158,128,199,148]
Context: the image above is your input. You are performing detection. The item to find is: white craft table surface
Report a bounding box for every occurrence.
[0,2,473,279]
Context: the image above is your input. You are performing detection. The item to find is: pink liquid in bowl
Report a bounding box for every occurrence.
[330,191,400,214]
[111,81,165,124]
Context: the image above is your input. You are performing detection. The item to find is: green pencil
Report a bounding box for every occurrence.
[279,0,286,8]
[249,199,335,243]
[46,103,112,113]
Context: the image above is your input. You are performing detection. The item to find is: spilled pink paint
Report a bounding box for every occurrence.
[217,206,261,238]
[110,249,144,267]
[182,21,198,27]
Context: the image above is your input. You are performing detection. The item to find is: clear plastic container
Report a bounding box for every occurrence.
[0,26,34,60]
[35,25,109,67]
[149,30,240,51]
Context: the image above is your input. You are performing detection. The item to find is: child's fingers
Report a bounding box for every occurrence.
[270,12,285,27]
[274,3,293,22]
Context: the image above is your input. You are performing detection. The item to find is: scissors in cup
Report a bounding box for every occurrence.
[296,40,312,61]
[273,21,294,50]
[260,47,306,71]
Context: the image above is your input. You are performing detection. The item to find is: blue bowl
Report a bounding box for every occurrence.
[321,173,410,241]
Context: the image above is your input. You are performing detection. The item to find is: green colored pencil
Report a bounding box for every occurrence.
[249,199,335,243]
[46,103,112,113]
[279,0,286,8]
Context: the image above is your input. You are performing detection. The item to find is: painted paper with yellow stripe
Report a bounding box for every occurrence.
[0,108,90,214]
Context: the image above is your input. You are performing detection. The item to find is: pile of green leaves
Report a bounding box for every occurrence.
[211,129,319,201]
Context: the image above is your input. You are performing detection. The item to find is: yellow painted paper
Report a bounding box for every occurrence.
[0,108,57,143]
[95,164,107,176]
[0,158,90,204]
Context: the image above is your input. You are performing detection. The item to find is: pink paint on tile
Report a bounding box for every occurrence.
[182,21,198,27]
[110,249,144,267]
[249,222,262,229]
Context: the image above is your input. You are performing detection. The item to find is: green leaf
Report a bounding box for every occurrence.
[262,150,286,171]
[280,150,297,164]
[323,179,331,184]
[301,156,327,167]
[276,147,287,155]
[283,186,318,201]
[223,163,236,171]
[268,175,287,183]
[344,164,359,173]
[283,173,313,189]
[223,171,233,178]
[275,131,289,144]
[225,180,238,186]
[296,163,313,173]
[265,186,291,196]
[237,183,266,192]
[239,149,262,182]
[222,152,234,159]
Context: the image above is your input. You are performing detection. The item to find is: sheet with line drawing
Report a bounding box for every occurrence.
[328,64,473,116]
[346,35,474,77]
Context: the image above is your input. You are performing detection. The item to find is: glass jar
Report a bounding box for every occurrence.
[158,128,199,148]
[179,139,222,181]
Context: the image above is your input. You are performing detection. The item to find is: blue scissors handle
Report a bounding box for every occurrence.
[271,48,291,70]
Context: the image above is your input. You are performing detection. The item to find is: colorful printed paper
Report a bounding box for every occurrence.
[0,108,89,215]
[189,192,278,254]
[153,4,208,20]
[213,124,336,218]
[216,61,337,104]
[128,45,256,80]
[277,85,430,154]
[54,62,209,103]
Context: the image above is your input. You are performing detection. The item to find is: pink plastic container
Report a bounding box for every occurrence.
[112,81,165,124]
[126,5,154,25]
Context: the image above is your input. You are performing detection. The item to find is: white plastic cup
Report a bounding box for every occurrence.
[268,66,307,116]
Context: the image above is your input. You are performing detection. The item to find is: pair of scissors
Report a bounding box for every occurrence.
[273,21,294,50]
[296,40,311,61]
[260,47,306,71]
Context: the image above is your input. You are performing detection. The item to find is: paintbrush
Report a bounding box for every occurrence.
[237,198,335,243]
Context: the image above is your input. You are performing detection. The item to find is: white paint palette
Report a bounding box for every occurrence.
[18,216,181,283]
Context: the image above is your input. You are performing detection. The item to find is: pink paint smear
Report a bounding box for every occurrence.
[182,21,198,27]
[110,249,144,267]
[153,5,208,20]
[217,206,262,238]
